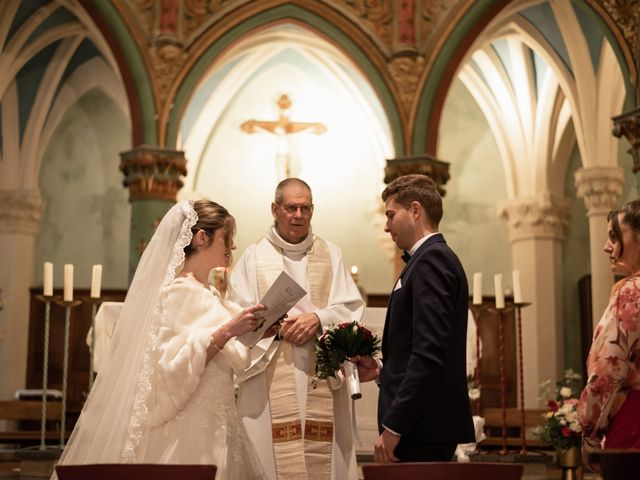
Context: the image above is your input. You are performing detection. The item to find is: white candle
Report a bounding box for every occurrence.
[43,262,53,296]
[472,272,483,305]
[494,274,505,309]
[63,264,74,302]
[90,264,103,299]
[512,269,522,303]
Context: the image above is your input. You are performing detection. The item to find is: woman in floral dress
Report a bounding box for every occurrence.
[578,199,640,450]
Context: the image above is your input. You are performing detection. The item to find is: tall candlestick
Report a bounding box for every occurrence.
[512,269,522,303]
[63,264,73,302]
[494,274,505,309]
[90,264,103,299]
[472,272,483,305]
[43,262,53,296]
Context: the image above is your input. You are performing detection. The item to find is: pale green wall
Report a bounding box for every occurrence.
[35,89,131,291]
[561,135,636,376]
[562,146,590,375]
[437,78,512,292]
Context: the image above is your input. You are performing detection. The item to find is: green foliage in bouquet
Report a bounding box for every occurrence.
[314,321,380,383]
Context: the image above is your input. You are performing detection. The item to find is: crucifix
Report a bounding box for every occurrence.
[241,94,327,179]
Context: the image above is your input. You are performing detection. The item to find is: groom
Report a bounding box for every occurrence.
[359,174,474,463]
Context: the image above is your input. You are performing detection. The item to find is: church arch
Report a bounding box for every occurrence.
[163,3,404,156]
[412,0,636,156]
[81,1,157,145]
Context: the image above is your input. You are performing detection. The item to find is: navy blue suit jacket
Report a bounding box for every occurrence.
[378,233,474,448]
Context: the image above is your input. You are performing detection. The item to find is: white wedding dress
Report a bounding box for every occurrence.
[140,275,262,479]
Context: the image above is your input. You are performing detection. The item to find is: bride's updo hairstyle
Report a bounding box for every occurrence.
[183,200,236,258]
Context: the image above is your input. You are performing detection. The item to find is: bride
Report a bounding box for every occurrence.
[54,200,266,479]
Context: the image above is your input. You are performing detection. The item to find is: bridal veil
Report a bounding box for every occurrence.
[56,201,197,464]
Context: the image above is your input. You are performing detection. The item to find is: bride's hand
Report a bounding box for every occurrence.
[227,304,268,337]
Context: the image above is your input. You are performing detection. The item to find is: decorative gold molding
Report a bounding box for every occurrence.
[130,0,155,39]
[417,0,461,52]
[184,0,235,39]
[388,54,425,116]
[612,105,640,173]
[384,155,450,196]
[119,146,187,202]
[600,0,640,65]
[151,39,187,106]
[337,0,393,50]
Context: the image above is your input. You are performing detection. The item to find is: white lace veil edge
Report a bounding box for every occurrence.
[55,201,196,467]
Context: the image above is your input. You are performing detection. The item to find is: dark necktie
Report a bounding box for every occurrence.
[401,250,411,263]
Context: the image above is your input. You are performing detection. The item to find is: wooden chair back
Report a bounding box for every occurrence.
[55,464,217,480]
[361,461,523,480]
[596,449,640,480]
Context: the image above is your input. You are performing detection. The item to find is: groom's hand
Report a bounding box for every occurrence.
[280,313,320,345]
[350,355,380,382]
[374,429,400,463]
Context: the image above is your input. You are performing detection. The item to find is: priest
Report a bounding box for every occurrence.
[228,177,365,480]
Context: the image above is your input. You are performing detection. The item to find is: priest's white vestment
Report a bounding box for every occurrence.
[228,229,365,480]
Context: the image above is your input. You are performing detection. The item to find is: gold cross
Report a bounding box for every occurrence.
[241,94,327,179]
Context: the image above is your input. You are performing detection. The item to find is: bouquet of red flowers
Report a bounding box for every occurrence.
[314,321,380,399]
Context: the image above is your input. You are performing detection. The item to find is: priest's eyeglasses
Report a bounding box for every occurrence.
[278,203,313,215]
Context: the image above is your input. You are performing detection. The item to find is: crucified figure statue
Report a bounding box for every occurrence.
[241,94,327,179]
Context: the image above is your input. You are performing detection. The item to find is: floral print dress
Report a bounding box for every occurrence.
[578,276,640,448]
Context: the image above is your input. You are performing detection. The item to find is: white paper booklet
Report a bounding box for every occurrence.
[237,271,306,347]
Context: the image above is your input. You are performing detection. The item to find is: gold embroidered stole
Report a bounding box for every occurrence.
[256,237,333,480]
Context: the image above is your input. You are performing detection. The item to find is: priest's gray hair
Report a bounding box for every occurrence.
[274,177,313,204]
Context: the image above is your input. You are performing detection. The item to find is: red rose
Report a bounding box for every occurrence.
[561,427,572,437]
[548,400,559,412]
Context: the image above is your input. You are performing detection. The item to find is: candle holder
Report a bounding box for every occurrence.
[81,296,105,390]
[33,294,60,450]
[486,302,531,456]
[468,303,488,416]
[486,305,511,455]
[513,301,531,455]
[53,298,82,448]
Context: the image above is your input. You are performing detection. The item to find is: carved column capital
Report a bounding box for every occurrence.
[384,155,450,196]
[120,146,187,202]
[498,192,570,242]
[613,106,640,173]
[0,190,43,235]
[574,166,624,216]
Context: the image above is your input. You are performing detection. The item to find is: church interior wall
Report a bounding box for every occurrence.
[437,78,513,290]
[1,0,638,416]
[33,89,131,291]
[561,145,591,375]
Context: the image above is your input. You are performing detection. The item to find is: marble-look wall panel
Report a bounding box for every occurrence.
[35,89,131,291]
[437,78,512,292]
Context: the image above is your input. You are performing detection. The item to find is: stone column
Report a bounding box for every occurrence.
[0,190,43,398]
[498,192,570,408]
[574,166,624,326]
[120,146,187,280]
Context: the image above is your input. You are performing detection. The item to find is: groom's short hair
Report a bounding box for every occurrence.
[382,174,443,228]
